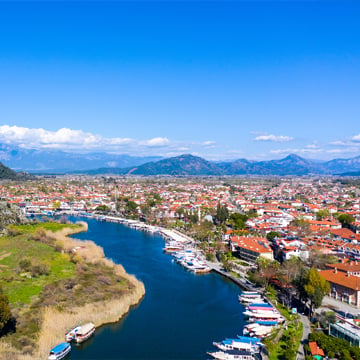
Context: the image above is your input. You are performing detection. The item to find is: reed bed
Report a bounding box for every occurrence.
[35,280,145,359]
[2,221,145,360]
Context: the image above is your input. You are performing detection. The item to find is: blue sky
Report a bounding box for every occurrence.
[0,1,359,160]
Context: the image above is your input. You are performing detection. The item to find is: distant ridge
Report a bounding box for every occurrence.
[0,143,162,173]
[0,161,32,180]
[76,153,360,176]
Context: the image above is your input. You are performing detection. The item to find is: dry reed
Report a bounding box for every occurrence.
[5,221,145,360]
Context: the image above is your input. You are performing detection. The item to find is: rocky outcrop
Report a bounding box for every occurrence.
[0,202,27,233]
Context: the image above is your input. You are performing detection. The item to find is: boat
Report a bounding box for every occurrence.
[238,291,264,303]
[48,342,71,360]
[65,325,82,342]
[75,322,95,343]
[207,349,254,360]
[247,303,274,311]
[212,338,262,353]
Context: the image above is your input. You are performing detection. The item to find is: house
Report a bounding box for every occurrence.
[308,341,325,359]
[319,269,360,307]
[329,316,360,347]
[326,262,360,277]
[230,236,274,263]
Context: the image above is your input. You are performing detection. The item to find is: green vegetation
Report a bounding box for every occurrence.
[0,286,11,332]
[266,231,280,241]
[337,213,355,228]
[0,227,77,304]
[308,332,360,360]
[228,213,248,230]
[95,204,111,213]
[264,287,303,360]
[304,268,330,315]
[264,320,303,360]
[9,221,79,235]
[0,222,132,355]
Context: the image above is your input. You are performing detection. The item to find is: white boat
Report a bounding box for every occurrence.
[75,322,95,343]
[238,292,264,303]
[207,349,254,360]
[213,339,261,353]
[65,325,82,342]
[48,342,71,360]
[249,325,274,338]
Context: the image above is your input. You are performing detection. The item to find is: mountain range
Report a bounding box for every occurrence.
[79,153,360,176]
[1,142,360,176]
[0,143,161,173]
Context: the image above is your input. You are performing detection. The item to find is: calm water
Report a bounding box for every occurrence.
[67,217,245,360]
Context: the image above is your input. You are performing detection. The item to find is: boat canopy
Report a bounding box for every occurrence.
[77,323,95,336]
[49,342,70,354]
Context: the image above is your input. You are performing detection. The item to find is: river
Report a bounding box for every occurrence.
[68,217,246,360]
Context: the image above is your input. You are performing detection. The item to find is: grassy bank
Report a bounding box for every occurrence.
[0,221,145,359]
[262,288,303,360]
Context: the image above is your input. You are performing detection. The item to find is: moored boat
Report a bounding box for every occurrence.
[48,342,71,360]
[65,325,82,342]
[207,349,254,360]
[75,322,95,343]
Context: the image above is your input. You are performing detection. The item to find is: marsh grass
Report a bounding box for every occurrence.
[0,221,145,359]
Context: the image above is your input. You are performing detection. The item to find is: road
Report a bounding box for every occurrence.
[321,296,360,316]
[296,314,311,360]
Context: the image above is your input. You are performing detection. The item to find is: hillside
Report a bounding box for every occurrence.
[0,161,33,181]
[0,143,161,173]
[128,154,224,176]
[0,162,20,180]
[0,202,27,232]
[79,153,360,176]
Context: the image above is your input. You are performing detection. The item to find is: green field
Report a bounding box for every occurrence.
[0,223,81,304]
[10,222,79,234]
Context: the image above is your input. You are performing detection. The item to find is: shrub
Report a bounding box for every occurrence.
[31,263,49,277]
[98,275,112,285]
[18,258,31,272]
[0,290,11,332]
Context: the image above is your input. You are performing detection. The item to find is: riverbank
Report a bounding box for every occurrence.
[0,221,145,360]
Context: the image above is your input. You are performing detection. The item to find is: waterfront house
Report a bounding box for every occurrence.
[319,269,360,307]
[230,236,274,263]
[329,316,360,347]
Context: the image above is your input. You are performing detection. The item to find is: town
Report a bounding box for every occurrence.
[1,175,360,359]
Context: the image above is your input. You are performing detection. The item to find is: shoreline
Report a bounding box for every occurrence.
[8,221,145,360]
[89,214,256,291]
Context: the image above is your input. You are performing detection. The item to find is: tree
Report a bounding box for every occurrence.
[290,218,311,238]
[52,200,61,210]
[215,203,229,224]
[279,257,305,306]
[256,257,280,288]
[304,268,330,315]
[337,213,355,228]
[95,204,110,213]
[228,213,248,230]
[266,231,280,241]
[125,200,138,216]
[316,209,329,221]
[192,220,213,242]
[0,287,11,332]
[175,207,185,220]
[189,212,199,224]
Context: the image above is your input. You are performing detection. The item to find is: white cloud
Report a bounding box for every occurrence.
[326,148,359,154]
[0,125,173,152]
[254,134,294,142]
[140,137,170,147]
[351,134,360,142]
[270,148,323,155]
[202,140,216,147]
